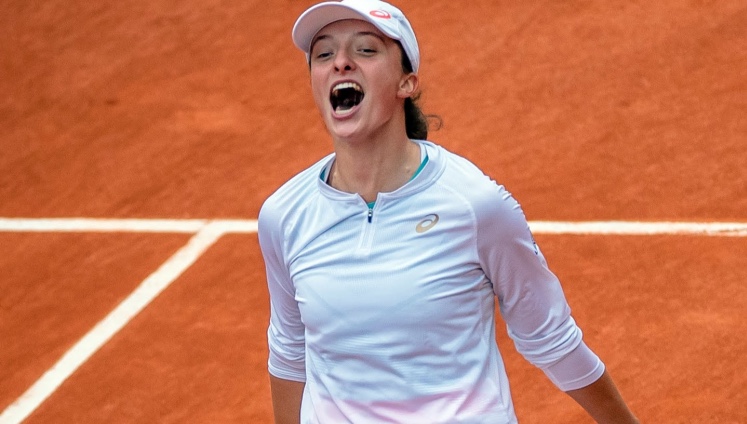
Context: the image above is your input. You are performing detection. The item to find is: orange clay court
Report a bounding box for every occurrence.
[1,1,745,423]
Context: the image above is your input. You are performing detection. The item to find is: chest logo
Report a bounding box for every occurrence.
[416,214,439,233]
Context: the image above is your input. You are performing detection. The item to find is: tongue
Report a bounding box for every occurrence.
[337,97,358,111]
[335,99,359,114]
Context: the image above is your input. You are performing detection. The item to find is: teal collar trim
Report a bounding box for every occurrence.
[410,154,429,182]
[322,153,430,210]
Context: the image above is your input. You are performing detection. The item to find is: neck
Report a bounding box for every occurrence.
[328,136,421,203]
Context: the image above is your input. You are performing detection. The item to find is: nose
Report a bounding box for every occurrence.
[333,49,355,73]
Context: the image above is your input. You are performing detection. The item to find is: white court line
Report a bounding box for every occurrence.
[529,220,747,237]
[0,217,745,423]
[0,218,209,233]
[0,222,228,424]
[0,218,260,234]
[0,217,745,236]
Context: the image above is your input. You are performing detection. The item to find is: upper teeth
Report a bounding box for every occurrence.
[332,82,362,93]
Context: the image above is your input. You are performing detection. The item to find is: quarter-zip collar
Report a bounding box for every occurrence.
[317,140,444,207]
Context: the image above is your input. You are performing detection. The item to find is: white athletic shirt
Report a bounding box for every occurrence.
[258,140,604,423]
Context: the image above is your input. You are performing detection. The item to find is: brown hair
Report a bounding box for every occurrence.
[399,42,441,140]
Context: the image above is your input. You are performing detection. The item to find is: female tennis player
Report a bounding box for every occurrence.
[258,1,639,422]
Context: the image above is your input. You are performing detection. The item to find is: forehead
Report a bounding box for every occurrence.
[312,19,389,45]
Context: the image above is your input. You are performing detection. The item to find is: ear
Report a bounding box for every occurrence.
[397,73,419,99]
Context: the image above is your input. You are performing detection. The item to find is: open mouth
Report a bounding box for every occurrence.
[330,82,364,114]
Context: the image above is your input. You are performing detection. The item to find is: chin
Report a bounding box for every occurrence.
[329,129,364,142]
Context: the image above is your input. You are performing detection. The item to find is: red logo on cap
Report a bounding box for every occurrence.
[369,10,391,19]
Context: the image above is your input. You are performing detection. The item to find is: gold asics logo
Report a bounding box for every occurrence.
[416,214,439,233]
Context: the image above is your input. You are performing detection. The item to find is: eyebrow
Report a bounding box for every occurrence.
[310,31,386,54]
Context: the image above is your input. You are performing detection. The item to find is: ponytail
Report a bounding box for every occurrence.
[404,95,430,140]
[398,43,442,140]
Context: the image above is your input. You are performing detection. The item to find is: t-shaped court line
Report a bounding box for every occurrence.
[0,222,228,424]
[0,217,744,423]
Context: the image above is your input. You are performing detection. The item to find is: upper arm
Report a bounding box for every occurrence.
[473,183,605,388]
[474,184,580,363]
[258,201,306,381]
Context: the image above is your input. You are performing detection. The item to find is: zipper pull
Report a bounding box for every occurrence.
[367,207,373,223]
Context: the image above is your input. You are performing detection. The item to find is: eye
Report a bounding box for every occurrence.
[314,50,333,60]
[358,48,377,55]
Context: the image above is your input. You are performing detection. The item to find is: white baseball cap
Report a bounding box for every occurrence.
[292,0,420,73]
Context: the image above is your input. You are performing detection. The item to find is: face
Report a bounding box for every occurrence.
[309,19,418,142]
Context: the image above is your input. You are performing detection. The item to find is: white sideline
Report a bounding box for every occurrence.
[529,220,747,237]
[0,218,257,234]
[0,217,745,423]
[0,217,746,236]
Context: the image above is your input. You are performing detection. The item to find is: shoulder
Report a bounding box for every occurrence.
[431,144,513,209]
[258,154,332,235]
[424,143,495,190]
[428,143,530,234]
[431,146,543,270]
